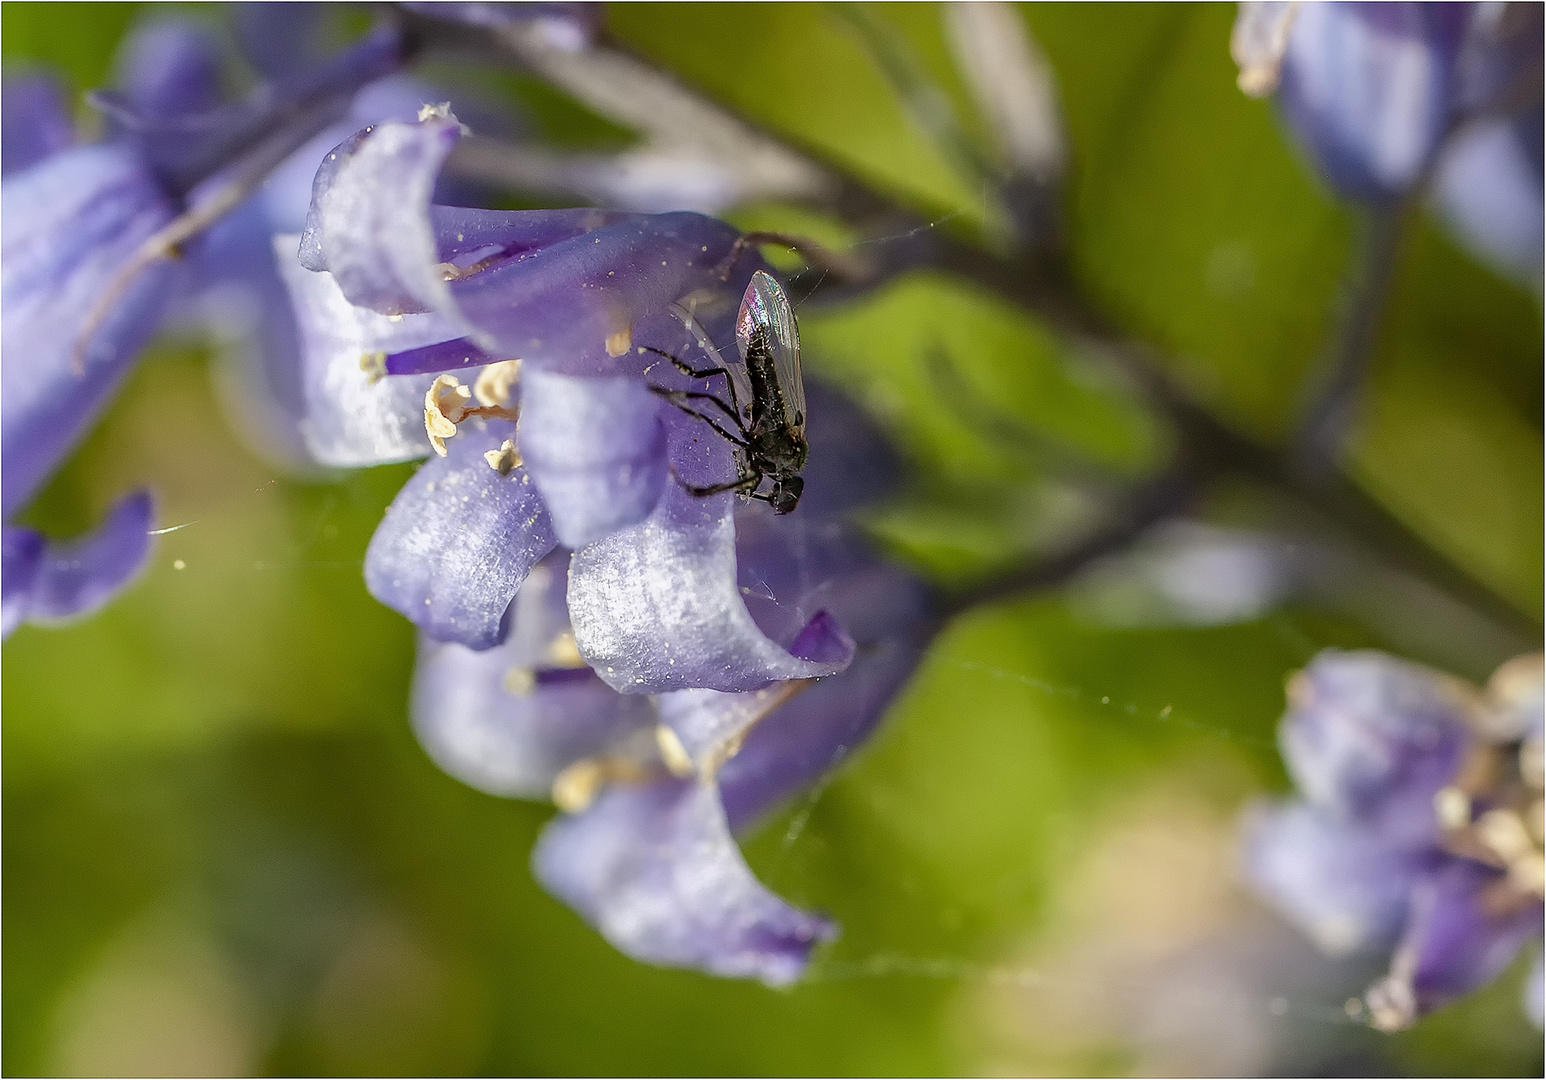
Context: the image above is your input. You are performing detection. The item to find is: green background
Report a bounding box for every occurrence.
[3,3,1541,1075]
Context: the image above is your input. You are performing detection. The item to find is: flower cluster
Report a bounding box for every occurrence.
[1,12,411,637]
[1244,649,1544,1029]
[1233,1,1543,280]
[285,107,938,982]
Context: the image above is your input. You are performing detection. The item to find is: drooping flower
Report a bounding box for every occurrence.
[278,74,936,984]
[1243,649,1545,1030]
[405,383,935,983]
[0,14,410,638]
[1231,2,1543,280]
[290,109,859,699]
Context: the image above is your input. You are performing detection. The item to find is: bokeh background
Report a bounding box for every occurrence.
[3,3,1542,1075]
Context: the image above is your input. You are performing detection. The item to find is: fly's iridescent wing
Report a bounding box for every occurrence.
[735,270,805,433]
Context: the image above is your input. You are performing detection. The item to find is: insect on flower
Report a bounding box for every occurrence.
[644,270,809,514]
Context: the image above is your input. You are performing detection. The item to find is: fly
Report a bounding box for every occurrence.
[643,270,809,514]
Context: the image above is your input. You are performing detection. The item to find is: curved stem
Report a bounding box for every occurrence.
[1292,200,1407,480]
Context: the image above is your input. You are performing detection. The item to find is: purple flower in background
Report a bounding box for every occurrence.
[0,13,409,638]
[1232,2,1543,279]
[1244,649,1545,1030]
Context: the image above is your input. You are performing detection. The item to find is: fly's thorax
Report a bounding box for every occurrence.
[748,425,806,474]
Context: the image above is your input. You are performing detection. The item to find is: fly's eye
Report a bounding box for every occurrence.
[770,476,803,515]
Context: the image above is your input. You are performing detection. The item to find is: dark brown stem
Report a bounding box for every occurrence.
[1292,201,1407,479]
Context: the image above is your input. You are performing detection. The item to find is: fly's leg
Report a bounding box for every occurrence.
[649,386,749,447]
[681,470,763,498]
[638,344,729,382]
[638,344,744,420]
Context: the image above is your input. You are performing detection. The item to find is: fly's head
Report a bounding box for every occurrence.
[768,473,804,515]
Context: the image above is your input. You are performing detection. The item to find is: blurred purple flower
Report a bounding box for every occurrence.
[1,74,76,176]
[1244,649,1545,1030]
[0,14,410,637]
[1233,2,1543,279]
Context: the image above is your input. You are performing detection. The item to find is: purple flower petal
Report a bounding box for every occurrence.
[1,526,45,638]
[532,778,836,985]
[518,369,668,548]
[411,558,656,798]
[275,232,467,466]
[719,533,936,830]
[1279,649,1471,849]
[2,75,76,176]
[3,491,156,638]
[1,142,178,518]
[1366,858,1544,1029]
[114,18,224,123]
[1276,3,1470,200]
[657,612,855,776]
[567,485,854,693]
[365,420,556,648]
[1435,109,1544,284]
[1241,800,1422,957]
[299,114,464,316]
[299,112,743,376]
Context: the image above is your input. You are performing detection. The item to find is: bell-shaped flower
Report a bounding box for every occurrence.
[1,492,155,639]
[1278,649,1473,849]
[1243,648,1544,1029]
[394,380,935,983]
[2,14,412,635]
[2,74,75,176]
[1365,858,1544,1030]
[291,108,861,696]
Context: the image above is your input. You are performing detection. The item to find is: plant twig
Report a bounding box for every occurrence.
[1292,200,1407,479]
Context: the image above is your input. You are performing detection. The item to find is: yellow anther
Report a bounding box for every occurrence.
[655,725,695,778]
[605,328,633,357]
[552,759,605,813]
[1509,851,1546,898]
[1477,808,1533,864]
[1231,0,1302,98]
[484,438,523,477]
[502,666,535,696]
[546,631,586,669]
[473,359,522,407]
[360,350,388,384]
[425,374,472,455]
[1434,787,1471,831]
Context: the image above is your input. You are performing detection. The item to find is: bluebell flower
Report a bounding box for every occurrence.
[1232,3,1544,284]
[270,76,936,982]
[289,110,859,695]
[0,14,411,638]
[2,73,76,176]
[405,384,934,983]
[1244,649,1545,1030]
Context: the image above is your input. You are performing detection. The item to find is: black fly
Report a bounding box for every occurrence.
[643,270,809,514]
